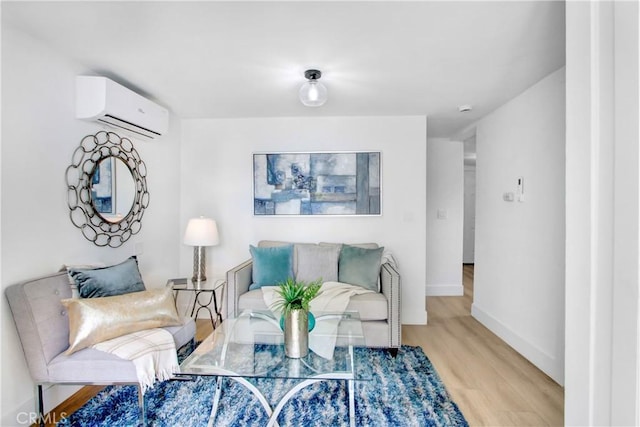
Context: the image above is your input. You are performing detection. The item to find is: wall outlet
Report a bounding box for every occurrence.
[437,208,448,219]
[503,192,515,202]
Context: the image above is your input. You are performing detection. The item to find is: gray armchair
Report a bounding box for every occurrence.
[5,271,195,426]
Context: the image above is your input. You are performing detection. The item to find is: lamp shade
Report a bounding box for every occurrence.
[183,217,219,246]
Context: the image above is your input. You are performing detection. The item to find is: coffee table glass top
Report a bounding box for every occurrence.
[179,309,369,381]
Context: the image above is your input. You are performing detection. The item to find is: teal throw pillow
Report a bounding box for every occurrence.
[69,256,146,298]
[338,245,384,291]
[249,244,294,290]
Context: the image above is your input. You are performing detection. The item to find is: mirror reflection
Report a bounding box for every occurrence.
[90,157,135,223]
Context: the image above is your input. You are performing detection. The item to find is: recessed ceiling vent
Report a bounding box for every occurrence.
[76,76,169,140]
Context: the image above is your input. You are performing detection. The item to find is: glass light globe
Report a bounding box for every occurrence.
[299,80,328,107]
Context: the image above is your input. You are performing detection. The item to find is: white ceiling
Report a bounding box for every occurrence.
[2,1,565,138]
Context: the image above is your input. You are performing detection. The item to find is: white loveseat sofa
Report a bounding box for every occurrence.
[226,240,401,349]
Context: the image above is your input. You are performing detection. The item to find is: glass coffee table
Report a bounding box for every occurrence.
[178,309,368,427]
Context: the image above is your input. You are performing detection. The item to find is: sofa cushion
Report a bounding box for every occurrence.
[68,256,145,298]
[48,347,139,383]
[47,317,195,383]
[163,317,197,349]
[295,244,340,283]
[61,287,182,354]
[238,288,388,321]
[238,288,272,312]
[345,292,389,321]
[338,245,384,291]
[249,244,294,290]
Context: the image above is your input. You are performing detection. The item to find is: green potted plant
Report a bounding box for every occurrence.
[271,278,322,358]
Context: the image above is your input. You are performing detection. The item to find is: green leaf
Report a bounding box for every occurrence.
[270,277,323,315]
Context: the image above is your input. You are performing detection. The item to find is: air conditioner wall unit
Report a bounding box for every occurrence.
[76,76,169,139]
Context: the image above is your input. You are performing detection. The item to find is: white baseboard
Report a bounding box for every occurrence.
[425,283,464,296]
[471,303,564,385]
[1,383,79,427]
[3,398,33,426]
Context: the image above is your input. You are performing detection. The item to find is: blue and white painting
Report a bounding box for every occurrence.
[253,152,381,216]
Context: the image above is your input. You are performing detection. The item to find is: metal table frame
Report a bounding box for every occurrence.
[167,278,225,329]
[179,311,364,427]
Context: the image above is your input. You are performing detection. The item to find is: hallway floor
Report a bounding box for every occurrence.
[402,265,564,426]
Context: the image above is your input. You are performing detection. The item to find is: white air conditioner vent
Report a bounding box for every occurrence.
[76,76,168,139]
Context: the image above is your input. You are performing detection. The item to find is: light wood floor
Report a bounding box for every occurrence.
[42,265,563,426]
[403,265,564,426]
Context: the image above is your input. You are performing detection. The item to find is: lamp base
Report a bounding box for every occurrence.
[192,246,207,283]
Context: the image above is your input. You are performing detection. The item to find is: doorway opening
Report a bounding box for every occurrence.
[463,133,476,265]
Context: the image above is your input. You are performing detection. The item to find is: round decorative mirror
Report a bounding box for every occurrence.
[66,131,149,247]
[90,156,136,223]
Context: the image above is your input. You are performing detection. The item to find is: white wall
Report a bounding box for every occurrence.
[472,68,566,384]
[425,138,464,296]
[565,1,640,425]
[1,25,182,425]
[179,116,428,325]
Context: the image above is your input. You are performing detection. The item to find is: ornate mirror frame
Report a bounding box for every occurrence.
[66,131,149,248]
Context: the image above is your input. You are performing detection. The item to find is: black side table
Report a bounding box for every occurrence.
[167,278,225,329]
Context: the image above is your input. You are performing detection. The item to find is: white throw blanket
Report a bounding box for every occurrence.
[262,281,373,359]
[91,328,178,393]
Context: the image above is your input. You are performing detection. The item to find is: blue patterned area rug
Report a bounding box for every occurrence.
[58,346,467,426]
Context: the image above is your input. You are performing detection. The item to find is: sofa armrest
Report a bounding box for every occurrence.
[380,262,401,348]
[226,259,252,318]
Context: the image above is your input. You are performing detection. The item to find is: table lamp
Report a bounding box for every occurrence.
[183,217,219,283]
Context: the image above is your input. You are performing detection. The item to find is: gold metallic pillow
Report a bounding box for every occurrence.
[62,287,181,355]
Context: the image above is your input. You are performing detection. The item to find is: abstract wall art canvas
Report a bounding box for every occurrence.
[253,152,381,216]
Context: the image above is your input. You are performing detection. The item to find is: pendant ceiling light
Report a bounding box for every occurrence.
[299,69,327,107]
